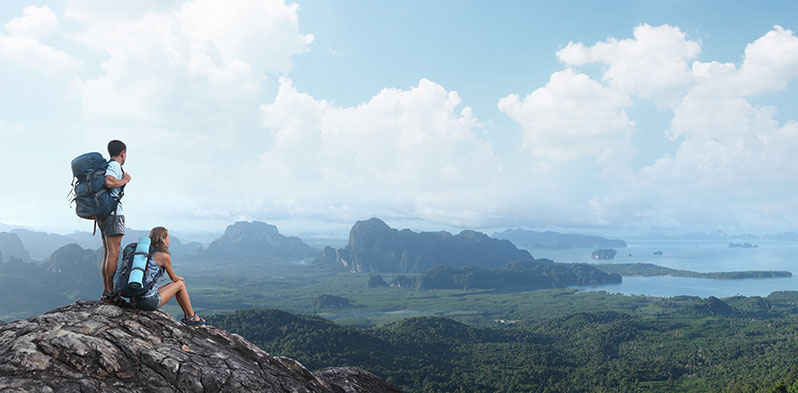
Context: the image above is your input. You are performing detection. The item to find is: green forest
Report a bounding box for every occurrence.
[205,289,798,393]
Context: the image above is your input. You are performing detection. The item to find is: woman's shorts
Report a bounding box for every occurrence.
[133,293,161,311]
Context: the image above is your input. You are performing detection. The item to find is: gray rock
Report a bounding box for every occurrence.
[316,367,401,393]
[0,301,402,393]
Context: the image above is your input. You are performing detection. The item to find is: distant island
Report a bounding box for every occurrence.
[729,242,759,248]
[594,263,791,280]
[492,228,627,250]
[591,249,617,260]
[391,259,621,290]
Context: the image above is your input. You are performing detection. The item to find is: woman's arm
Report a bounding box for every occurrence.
[157,253,184,282]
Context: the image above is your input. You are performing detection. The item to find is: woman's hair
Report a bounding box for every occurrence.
[149,226,170,253]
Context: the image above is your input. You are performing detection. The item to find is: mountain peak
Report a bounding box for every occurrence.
[207,221,314,258]
[0,301,400,393]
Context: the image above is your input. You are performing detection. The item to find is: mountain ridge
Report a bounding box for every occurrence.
[492,228,627,250]
[331,217,531,272]
[204,221,315,259]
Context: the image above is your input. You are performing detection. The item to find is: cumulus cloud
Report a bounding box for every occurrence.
[618,26,798,230]
[558,24,701,101]
[69,0,313,127]
[251,78,502,226]
[3,5,798,234]
[735,25,798,95]
[508,24,798,231]
[498,69,635,175]
[5,5,58,38]
[10,0,316,229]
[657,26,798,180]
[0,5,79,73]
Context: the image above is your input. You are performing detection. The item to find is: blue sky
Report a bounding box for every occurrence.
[0,1,797,238]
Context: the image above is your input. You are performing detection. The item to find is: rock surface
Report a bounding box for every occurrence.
[0,301,401,393]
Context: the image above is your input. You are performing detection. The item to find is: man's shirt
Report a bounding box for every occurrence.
[105,160,124,216]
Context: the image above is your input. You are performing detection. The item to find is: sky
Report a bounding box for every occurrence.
[1,0,797,238]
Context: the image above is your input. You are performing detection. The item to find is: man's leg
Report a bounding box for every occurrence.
[104,234,122,292]
[101,232,111,294]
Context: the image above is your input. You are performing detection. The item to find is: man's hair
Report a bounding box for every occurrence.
[108,140,127,157]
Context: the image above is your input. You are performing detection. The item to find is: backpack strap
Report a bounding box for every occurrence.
[118,164,125,201]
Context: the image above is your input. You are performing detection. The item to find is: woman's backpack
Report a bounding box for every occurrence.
[68,152,123,223]
[114,241,156,298]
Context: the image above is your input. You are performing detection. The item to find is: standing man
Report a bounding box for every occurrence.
[100,140,131,305]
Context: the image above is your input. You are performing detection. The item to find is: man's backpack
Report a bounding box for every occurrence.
[69,152,123,223]
[114,242,155,298]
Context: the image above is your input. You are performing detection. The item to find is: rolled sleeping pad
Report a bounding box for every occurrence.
[127,236,151,290]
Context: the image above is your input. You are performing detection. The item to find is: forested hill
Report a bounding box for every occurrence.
[207,291,798,393]
[492,228,627,250]
[330,217,531,272]
[413,259,621,290]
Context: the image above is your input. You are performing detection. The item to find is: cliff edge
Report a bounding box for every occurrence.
[0,301,401,393]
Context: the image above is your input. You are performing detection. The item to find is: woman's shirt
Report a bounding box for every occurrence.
[141,249,165,298]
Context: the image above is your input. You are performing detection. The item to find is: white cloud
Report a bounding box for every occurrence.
[556,41,588,66]
[70,0,313,127]
[558,24,701,101]
[179,0,314,82]
[0,6,79,73]
[64,0,182,21]
[5,5,58,38]
[251,78,502,226]
[616,26,798,229]
[498,69,635,172]
[736,25,798,95]
[509,24,798,231]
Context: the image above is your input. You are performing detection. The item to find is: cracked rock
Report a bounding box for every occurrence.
[0,301,401,393]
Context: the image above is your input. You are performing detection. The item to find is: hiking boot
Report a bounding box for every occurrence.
[101,291,130,308]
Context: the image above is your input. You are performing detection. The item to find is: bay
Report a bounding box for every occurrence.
[525,239,798,297]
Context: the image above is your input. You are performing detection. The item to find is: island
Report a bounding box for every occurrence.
[492,228,627,250]
[591,249,617,260]
[729,242,759,248]
[593,263,791,280]
[410,259,621,290]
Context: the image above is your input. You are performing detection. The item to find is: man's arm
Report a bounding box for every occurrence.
[105,172,131,188]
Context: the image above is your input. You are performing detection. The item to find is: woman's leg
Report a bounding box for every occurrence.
[157,280,198,319]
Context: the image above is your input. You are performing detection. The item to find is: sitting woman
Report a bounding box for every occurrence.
[132,226,205,326]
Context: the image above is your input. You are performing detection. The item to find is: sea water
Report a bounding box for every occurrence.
[527,239,798,298]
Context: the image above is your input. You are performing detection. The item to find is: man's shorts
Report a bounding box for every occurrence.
[99,214,125,237]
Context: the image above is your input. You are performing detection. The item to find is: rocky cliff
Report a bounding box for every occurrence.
[0,232,29,262]
[333,218,531,273]
[0,301,401,393]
